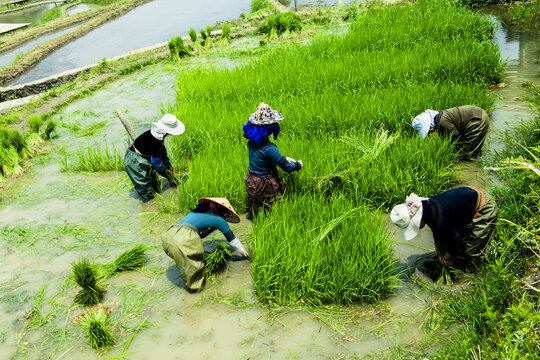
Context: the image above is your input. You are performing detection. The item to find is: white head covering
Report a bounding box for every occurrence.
[411,109,439,139]
[150,114,185,140]
[390,193,428,241]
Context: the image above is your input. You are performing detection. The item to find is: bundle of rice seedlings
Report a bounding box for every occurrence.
[204,242,232,275]
[189,28,203,52]
[8,129,31,159]
[27,132,44,148]
[217,23,231,46]
[77,307,115,349]
[437,267,453,285]
[168,36,191,61]
[27,114,43,133]
[94,244,148,279]
[72,259,105,305]
[42,119,56,140]
[0,147,22,176]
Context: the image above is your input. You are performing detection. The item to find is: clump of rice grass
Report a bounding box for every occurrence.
[76,306,115,349]
[27,114,43,133]
[217,23,231,46]
[94,244,148,279]
[259,12,303,36]
[204,26,214,48]
[168,36,191,60]
[72,259,105,306]
[58,143,125,172]
[26,132,44,148]
[204,242,232,275]
[0,147,23,177]
[42,119,56,140]
[188,28,203,52]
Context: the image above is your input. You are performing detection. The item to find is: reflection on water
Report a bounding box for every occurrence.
[66,3,91,16]
[482,12,539,152]
[11,0,252,86]
[0,4,54,24]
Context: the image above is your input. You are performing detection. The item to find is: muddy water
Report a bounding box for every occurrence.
[0,15,538,360]
[0,3,54,24]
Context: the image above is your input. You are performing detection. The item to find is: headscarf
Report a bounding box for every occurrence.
[243,120,280,145]
[411,109,439,139]
[150,123,167,141]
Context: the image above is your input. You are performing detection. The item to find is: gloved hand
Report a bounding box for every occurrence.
[285,157,296,163]
[229,237,249,258]
[297,160,303,169]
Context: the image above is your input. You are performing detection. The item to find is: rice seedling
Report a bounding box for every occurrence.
[204,241,232,275]
[72,259,105,306]
[0,147,23,176]
[61,120,107,137]
[94,244,148,279]
[42,119,56,140]
[26,132,44,148]
[168,36,191,61]
[188,28,203,52]
[76,306,115,349]
[58,143,125,172]
[27,115,43,133]
[204,26,214,49]
[437,267,453,285]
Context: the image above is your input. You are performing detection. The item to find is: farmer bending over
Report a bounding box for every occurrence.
[162,197,249,292]
[391,186,498,274]
[244,102,303,219]
[124,114,184,202]
[412,105,490,160]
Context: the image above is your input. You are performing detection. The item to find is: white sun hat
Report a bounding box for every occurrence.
[390,193,428,241]
[411,109,439,139]
[153,113,185,137]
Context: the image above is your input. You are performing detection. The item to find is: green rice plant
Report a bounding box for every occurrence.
[27,115,43,134]
[251,195,398,305]
[72,259,105,306]
[260,12,303,36]
[94,244,148,279]
[58,143,125,172]
[76,307,115,349]
[204,26,214,48]
[40,5,61,23]
[61,120,107,137]
[7,128,30,158]
[251,0,273,13]
[42,119,56,140]
[437,267,453,285]
[217,23,231,46]
[166,0,502,304]
[26,132,44,148]
[168,36,191,61]
[204,241,232,275]
[188,28,197,43]
[0,146,23,176]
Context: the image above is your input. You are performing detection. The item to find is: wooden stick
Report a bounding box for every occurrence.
[115,107,136,141]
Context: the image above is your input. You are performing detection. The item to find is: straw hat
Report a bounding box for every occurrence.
[155,114,185,135]
[390,193,427,241]
[248,102,284,125]
[198,197,240,223]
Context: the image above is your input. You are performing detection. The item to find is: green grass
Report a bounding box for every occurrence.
[58,143,125,172]
[40,5,61,23]
[164,0,502,303]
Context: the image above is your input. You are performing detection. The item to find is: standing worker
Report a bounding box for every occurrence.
[124,113,184,202]
[391,186,498,274]
[412,105,490,160]
[244,102,303,219]
[161,197,249,292]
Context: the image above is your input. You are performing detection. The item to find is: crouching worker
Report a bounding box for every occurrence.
[412,105,490,160]
[391,186,498,275]
[124,113,185,202]
[161,197,249,292]
[244,102,303,219]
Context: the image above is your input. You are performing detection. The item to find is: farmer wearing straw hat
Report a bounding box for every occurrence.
[391,186,498,275]
[124,114,185,202]
[412,105,490,160]
[161,197,249,292]
[244,102,303,219]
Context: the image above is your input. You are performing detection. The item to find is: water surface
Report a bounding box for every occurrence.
[0,3,54,24]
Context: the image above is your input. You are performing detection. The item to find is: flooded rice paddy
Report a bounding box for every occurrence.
[0,3,54,24]
[10,0,252,86]
[0,13,538,360]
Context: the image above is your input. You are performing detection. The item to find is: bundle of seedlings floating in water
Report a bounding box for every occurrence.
[204,241,232,276]
[75,306,115,349]
[94,244,148,279]
[72,259,105,306]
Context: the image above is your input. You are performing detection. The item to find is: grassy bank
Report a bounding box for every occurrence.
[167,0,503,303]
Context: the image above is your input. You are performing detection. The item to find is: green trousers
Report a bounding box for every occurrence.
[459,110,489,160]
[124,149,159,202]
[456,194,498,271]
[162,224,205,292]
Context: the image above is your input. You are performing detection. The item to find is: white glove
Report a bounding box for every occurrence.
[230,237,249,258]
[285,157,296,163]
[297,160,303,169]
